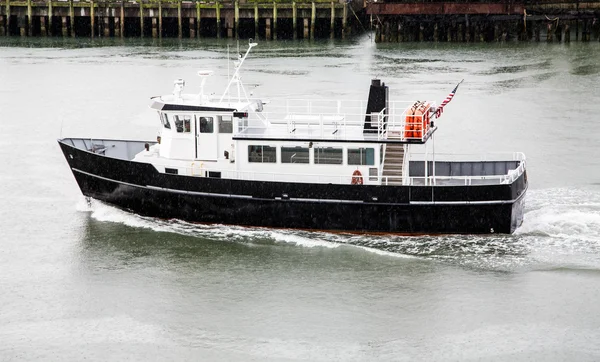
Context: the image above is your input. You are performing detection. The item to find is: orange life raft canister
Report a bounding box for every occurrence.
[404,101,430,140]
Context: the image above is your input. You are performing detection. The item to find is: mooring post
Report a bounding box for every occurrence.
[547,22,553,42]
[196,2,200,38]
[342,1,347,39]
[234,0,238,39]
[152,17,157,37]
[139,0,143,37]
[310,2,315,40]
[254,2,258,40]
[292,1,297,40]
[215,1,220,38]
[330,1,334,39]
[189,17,195,38]
[178,0,182,39]
[158,0,162,38]
[273,2,277,40]
[69,0,74,37]
[27,0,32,36]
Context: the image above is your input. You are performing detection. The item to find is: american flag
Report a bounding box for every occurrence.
[435,80,463,118]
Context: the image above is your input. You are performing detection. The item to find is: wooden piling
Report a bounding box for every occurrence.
[447,24,451,42]
[433,23,438,42]
[233,0,238,39]
[310,2,315,40]
[466,24,471,42]
[266,17,270,39]
[342,1,347,39]
[178,0,182,39]
[104,14,109,37]
[215,1,220,38]
[272,2,277,40]
[27,0,32,36]
[91,1,95,37]
[152,17,157,38]
[419,23,424,42]
[139,0,143,37]
[565,23,570,43]
[119,2,124,37]
[158,0,162,38]
[292,1,297,40]
[254,2,258,40]
[547,22,553,42]
[115,16,120,37]
[196,2,201,38]
[535,23,540,41]
[48,0,52,35]
[458,24,463,42]
[69,0,74,37]
[62,16,68,36]
[6,0,10,36]
[0,14,4,36]
[303,18,308,39]
[330,2,334,39]
[189,18,195,38]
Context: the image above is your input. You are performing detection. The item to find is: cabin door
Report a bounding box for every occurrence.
[196,115,218,160]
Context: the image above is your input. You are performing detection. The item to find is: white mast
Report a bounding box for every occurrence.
[219,41,257,103]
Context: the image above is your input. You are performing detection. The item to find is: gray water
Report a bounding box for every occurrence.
[1,36,600,361]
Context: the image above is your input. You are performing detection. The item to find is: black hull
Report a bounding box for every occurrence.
[59,140,527,234]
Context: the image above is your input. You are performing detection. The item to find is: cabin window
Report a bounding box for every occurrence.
[315,147,343,165]
[248,145,276,163]
[348,148,375,166]
[218,116,233,134]
[200,117,214,133]
[281,147,309,164]
[174,115,191,133]
[162,113,171,129]
[237,117,248,132]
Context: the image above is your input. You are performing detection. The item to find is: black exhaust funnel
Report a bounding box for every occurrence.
[363,79,389,134]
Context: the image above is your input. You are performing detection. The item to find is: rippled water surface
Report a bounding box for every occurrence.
[1,36,600,361]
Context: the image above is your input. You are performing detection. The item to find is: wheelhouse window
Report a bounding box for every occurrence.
[218,116,233,134]
[315,147,343,165]
[281,146,309,164]
[248,145,276,163]
[348,148,375,166]
[161,113,171,129]
[174,115,191,133]
[200,117,214,133]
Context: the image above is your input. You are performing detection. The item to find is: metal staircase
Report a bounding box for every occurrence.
[382,142,405,186]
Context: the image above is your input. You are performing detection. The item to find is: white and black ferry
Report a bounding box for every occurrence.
[58,43,527,234]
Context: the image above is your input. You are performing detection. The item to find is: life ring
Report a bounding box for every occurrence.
[351,170,363,185]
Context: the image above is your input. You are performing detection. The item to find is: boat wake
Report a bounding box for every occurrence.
[77,187,600,270]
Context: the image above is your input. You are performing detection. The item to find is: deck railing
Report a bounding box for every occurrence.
[147,152,526,187]
[244,98,431,142]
